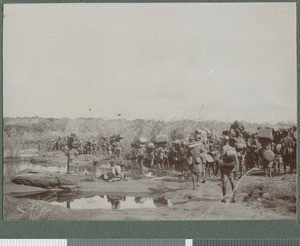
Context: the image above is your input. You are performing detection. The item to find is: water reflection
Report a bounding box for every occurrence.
[107,195,126,210]
[10,191,172,210]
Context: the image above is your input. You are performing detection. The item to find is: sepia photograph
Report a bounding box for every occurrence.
[3,3,297,220]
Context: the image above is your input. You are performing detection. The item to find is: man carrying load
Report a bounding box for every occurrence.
[219,136,237,203]
[154,134,170,171]
[187,155,201,190]
[257,127,275,177]
[186,141,207,183]
[145,142,156,171]
[131,137,148,167]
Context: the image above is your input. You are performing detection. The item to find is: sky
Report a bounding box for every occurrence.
[3,3,297,123]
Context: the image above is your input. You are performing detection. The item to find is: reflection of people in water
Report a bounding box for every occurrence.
[134,197,142,203]
[106,195,126,210]
[153,196,170,207]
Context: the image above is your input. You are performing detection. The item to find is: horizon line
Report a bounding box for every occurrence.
[3,116,297,125]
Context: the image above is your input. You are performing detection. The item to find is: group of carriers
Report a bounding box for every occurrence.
[131,134,170,170]
[255,126,296,176]
[221,121,297,178]
[44,136,98,155]
[130,121,297,178]
[44,133,125,158]
[100,134,124,158]
[131,130,218,176]
[44,121,296,178]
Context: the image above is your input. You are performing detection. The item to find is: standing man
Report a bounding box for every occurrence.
[66,147,78,174]
[219,136,237,203]
[65,133,79,174]
[113,140,124,164]
[187,155,201,190]
[281,130,295,174]
[245,133,259,171]
[187,143,207,183]
[145,142,156,170]
[234,130,247,179]
[291,126,297,173]
[170,140,184,171]
[258,138,275,177]
[131,143,146,168]
[156,146,169,172]
[91,139,98,156]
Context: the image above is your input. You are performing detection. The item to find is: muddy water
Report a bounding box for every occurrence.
[10,191,172,210]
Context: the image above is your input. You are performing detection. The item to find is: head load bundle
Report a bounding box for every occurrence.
[131,137,148,148]
[146,142,155,150]
[293,126,297,140]
[109,134,124,144]
[154,134,168,146]
[172,139,181,146]
[194,128,211,142]
[115,134,124,142]
[185,140,205,150]
[227,121,247,150]
[257,127,274,143]
[229,120,245,137]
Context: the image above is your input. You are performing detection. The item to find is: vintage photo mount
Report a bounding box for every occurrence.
[0,0,299,239]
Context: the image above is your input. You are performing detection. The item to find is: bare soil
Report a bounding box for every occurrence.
[4,168,296,221]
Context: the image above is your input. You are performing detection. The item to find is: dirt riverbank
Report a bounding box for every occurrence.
[4,171,296,220]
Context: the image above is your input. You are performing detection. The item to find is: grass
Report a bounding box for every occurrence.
[4,193,67,221]
[3,136,22,158]
[4,117,295,158]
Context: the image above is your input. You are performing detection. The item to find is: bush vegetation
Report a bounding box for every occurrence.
[4,117,294,158]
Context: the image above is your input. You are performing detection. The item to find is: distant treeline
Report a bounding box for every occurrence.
[4,117,295,158]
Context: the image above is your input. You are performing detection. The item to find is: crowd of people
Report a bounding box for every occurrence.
[129,121,296,202]
[39,121,296,203]
[42,134,124,157]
